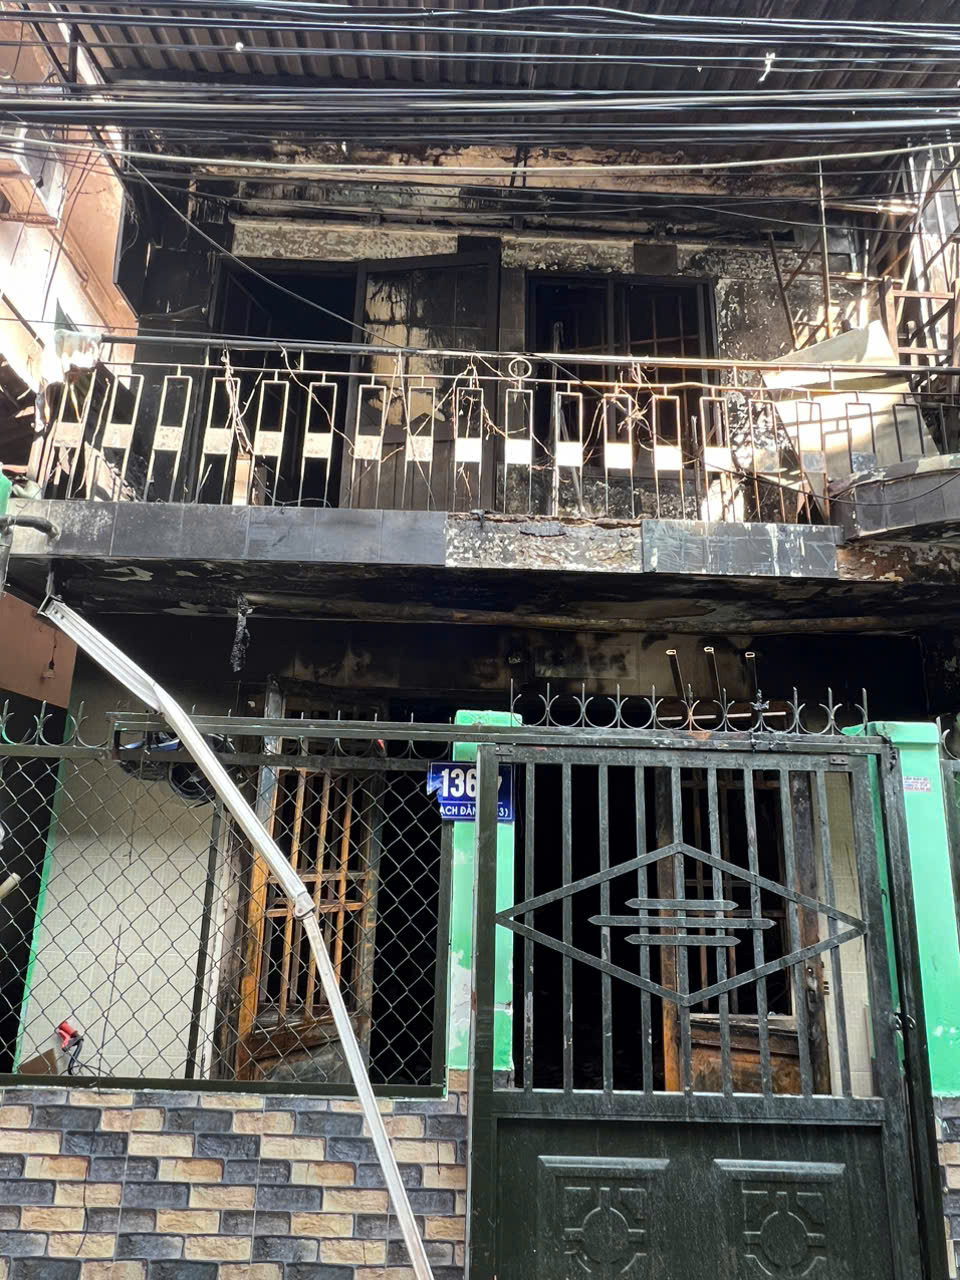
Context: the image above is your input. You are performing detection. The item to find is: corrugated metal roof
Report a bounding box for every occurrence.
[28,0,960,96]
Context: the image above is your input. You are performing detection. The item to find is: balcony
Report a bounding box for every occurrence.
[19,336,960,536]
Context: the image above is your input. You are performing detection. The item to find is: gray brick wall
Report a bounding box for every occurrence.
[0,1076,469,1280]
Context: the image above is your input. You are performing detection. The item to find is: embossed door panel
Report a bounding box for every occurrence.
[469,743,928,1280]
[495,1122,891,1280]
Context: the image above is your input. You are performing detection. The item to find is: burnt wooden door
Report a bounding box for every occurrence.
[469,741,932,1280]
[340,250,498,512]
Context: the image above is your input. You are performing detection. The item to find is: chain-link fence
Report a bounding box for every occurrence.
[0,713,451,1094]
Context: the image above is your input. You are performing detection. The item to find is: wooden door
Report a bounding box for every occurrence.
[342,250,498,512]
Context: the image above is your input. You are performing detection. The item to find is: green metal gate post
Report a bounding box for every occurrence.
[447,710,517,1075]
[866,721,960,1095]
[858,721,955,1280]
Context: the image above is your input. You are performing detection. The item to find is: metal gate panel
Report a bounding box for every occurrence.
[470,742,924,1280]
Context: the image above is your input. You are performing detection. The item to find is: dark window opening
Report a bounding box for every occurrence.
[196,266,356,507]
[526,275,711,515]
[225,690,449,1089]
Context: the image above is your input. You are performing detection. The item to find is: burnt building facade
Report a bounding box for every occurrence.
[2,4,960,1279]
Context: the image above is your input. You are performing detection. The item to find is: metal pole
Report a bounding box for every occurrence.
[184,802,222,1080]
[818,161,834,339]
[37,597,436,1280]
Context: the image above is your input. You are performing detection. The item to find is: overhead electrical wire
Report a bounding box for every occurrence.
[8,135,947,244]
[1,133,950,177]
[13,0,960,27]
[13,37,960,72]
[6,1,959,351]
[14,4,960,46]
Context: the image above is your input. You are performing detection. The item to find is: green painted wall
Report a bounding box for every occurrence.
[447,710,517,1074]
[868,721,960,1096]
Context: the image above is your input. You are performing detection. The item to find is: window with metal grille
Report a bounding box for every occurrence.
[235,769,394,1084]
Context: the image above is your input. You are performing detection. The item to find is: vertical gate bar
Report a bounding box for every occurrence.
[720,778,739,1013]
[707,768,732,1096]
[278,770,307,1020]
[523,763,535,1093]
[789,772,832,1095]
[814,769,852,1097]
[851,758,922,1280]
[635,766,653,1094]
[303,774,331,1015]
[744,767,772,1094]
[185,802,223,1080]
[355,774,385,1067]
[562,762,573,1094]
[598,765,613,1093]
[851,760,900,1099]
[236,683,283,1076]
[779,768,813,1097]
[671,767,692,1092]
[691,777,708,1002]
[656,768,680,1090]
[333,776,355,982]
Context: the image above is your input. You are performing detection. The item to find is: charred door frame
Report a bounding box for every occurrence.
[523,273,718,496]
[338,246,500,511]
[468,735,944,1280]
[186,258,359,503]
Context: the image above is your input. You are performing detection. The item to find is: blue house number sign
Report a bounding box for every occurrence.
[426,762,514,822]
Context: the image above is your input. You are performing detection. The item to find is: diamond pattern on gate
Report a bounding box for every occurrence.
[495,840,866,1010]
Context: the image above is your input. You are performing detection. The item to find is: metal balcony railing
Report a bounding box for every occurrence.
[30,338,958,525]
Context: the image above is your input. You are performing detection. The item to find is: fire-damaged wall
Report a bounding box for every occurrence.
[50,614,930,727]
[227,218,860,362]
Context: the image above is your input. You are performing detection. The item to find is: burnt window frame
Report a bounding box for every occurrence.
[523,271,718,477]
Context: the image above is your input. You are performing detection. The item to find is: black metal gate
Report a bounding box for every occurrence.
[470,737,936,1280]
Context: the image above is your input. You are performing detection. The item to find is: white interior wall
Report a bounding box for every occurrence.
[17,669,229,1080]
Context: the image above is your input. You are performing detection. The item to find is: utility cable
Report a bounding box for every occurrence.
[127,160,400,345]
[1,132,949,178]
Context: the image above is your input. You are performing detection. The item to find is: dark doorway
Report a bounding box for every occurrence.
[199,266,357,506]
[513,763,813,1096]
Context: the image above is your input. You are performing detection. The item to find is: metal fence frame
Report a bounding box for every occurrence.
[0,713,456,1097]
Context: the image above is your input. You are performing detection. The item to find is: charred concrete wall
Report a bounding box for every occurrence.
[56,615,929,729]
[228,216,861,361]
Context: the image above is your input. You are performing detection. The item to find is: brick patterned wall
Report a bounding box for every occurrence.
[939,1099,960,1278]
[0,1075,468,1280]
